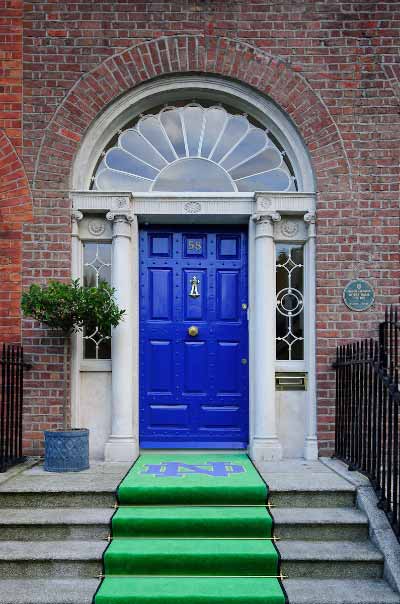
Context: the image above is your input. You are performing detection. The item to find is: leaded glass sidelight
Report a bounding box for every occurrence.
[82,242,112,360]
[92,104,297,193]
[276,244,304,360]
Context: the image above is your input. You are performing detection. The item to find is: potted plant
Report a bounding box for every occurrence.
[21,279,125,472]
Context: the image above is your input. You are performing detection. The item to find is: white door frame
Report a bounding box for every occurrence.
[70,191,317,463]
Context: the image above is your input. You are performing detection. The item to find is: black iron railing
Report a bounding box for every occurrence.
[0,344,29,472]
[334,306,399,541]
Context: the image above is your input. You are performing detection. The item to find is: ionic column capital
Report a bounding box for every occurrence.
[71,210,83,236]
[304,212,316,238]
[106,210,135,238]
[106,210,135,224]
[252,212,281,239]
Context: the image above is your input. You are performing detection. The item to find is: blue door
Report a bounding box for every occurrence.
[139,227,249,448]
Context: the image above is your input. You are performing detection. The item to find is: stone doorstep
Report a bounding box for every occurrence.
[321,458,400,595]
[0,506,369,541]
[0,458,396,602]
[0,579,398,604]
[0,539,385,580]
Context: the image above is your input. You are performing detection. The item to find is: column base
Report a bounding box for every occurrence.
[104,436,138,462]
[303,436,319,461]
[249,437,282,464]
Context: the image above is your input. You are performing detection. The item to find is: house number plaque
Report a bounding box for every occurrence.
[343,279,375,312]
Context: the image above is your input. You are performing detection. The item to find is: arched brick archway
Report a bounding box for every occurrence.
[30,34,354,457]
[33,34,351,193]
[0,130,33,343]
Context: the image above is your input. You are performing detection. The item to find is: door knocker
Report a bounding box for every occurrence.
[189,275,200,298]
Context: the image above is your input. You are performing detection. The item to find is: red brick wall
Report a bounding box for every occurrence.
[0,1,33,344]
[15,1,400,455]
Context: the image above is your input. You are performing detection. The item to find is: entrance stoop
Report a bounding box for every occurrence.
[0,459,398,604]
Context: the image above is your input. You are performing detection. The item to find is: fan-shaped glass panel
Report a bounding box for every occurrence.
[92,104,297,193]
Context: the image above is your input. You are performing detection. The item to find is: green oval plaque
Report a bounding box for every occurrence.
[343,279,375,312]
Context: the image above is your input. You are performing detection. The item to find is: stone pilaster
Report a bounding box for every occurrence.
[104,209,138,461]
[303,212,318,460]
[249,212,283,463]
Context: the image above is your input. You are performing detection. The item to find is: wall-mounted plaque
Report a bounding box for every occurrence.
[343,279,375,311]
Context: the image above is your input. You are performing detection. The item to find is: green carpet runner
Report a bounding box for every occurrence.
[95,453,286,604]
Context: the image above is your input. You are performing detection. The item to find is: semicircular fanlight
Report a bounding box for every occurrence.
[92,104,297,193]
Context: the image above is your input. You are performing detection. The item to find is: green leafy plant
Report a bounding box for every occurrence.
[21,279,125,429]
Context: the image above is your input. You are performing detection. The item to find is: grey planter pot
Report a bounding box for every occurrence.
[44,429,89,472]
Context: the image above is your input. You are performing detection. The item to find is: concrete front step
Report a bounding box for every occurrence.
[0,538,384,580]
[0,578,100,604]
[0,506,368,542]
[259,464,356,509]
[0,491,115,508]
[280,540,384,579]
[0,578,398,604]
[0,488,356,509]
[284,579,400,604]
[0,509,112,540]
[270,489,355,508]
[0,541,104,578]
[274,508,369,541]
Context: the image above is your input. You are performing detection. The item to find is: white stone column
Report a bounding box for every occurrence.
[70,210,83,428]
[250,212,282,463]
[104,209,138,461]
[303,212,318,460]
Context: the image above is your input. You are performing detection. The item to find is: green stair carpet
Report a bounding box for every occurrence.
[95,453,286,604]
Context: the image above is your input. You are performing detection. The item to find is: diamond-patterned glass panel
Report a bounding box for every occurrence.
[276,244,304,360]
[83,242,112,360]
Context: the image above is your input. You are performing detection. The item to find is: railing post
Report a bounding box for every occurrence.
[0,344,27,473]
[0,345,5,472]
[334,306,399,542]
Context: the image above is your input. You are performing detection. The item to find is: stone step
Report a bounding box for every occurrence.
[0,506,369,542]
[284,579,400,604]
[280,540,384,579]
[0,578,398,604]
[259,463,356,509]
[270,488,355,508]
[0,538,384,580]
[0,541,104,578]
[0,491,115,509]
[273,508,369,541]
[0,509,112,541]
[0,578,99,604]
[0,487,355,509]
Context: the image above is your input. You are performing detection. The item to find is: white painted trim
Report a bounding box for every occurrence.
[71,191,317,458]
[70,211,83,429]
[70,74,318,459]
[275,360,307,372]
[303,212,318,460]
[250,212,283,462]
[71,191,315,216]
[104,212,138,461]
[71,76,316,193]
[80,360,112,372]
[70,191,317,459]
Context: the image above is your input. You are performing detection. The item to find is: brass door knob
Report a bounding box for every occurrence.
[188,325,199,337]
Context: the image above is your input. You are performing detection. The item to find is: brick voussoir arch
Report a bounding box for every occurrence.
[33,34,351,191]
[0,129,33,343]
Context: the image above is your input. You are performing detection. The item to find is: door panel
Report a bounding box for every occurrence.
[139,227,248,448]
[183,341,208,394]
[216,270,240,321]
[149,269,173,320]
[183,269,207,321]
[216,341,241,394]
[147,340,173,394]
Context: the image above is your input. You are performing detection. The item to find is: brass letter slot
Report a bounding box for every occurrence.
[275,372,307,391]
